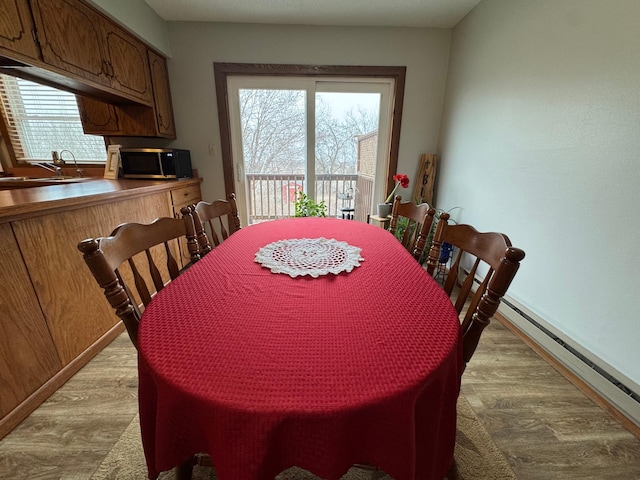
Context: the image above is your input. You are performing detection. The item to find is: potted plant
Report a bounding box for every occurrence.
[378,174,409,217]
[423,207,461,265]
[391,206,460,265]
[293,191,327,217]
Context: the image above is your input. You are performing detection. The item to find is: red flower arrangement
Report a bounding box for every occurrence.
[385,174,410,203]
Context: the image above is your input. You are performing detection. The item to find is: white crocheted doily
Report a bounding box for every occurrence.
[255,237,364,278]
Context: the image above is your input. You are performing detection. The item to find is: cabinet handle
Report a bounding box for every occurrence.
[102,61,114,77]
[102,60,114,78]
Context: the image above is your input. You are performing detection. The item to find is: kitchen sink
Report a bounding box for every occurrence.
[0,176,30,182]
[0,176,91,189]
[32,176,79,181]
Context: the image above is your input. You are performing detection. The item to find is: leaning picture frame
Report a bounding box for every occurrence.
[104,145,121,179]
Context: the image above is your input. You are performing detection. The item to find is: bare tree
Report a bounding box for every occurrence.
[315,98,378,174]
[239,89,379,175]
[239,89,306,174]
[238,88,380,219]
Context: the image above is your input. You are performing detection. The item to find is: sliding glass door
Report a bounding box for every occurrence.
[227,76,393,225]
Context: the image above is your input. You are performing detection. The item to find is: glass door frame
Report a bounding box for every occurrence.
[226,76,393,225]
[214,63,406,227]
[315,80,393,221]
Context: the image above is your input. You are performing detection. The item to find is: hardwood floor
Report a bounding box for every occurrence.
[0,334,138,479]
[463,318,640,480]
[0,320,638,479]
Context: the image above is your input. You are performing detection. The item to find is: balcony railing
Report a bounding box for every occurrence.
[245,173,374,223]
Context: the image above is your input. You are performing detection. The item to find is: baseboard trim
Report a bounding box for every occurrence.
[495,299,640,439]
[0,323,125,440]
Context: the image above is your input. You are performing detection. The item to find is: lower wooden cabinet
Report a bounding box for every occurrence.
[0,181,200,439]
[169,183,202,267]
[11,192,171,365]
[0,223,62,421]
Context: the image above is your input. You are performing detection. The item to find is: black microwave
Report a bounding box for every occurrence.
[120,148,192,179]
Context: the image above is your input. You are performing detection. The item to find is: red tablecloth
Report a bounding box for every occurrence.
[138,217,461,480]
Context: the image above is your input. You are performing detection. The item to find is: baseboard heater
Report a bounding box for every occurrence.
[496,294,640,430]
[454,266,640,429]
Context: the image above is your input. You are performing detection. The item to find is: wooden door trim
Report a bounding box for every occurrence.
[213,62,406,200]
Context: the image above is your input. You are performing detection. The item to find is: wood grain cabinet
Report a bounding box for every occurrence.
[0,223,62,422]
[28,0,110,89]
[0,0,41,63]
[100,19,153,105]
[76,96,122,134]
[77,49,177,138]
[0,180,201,439]
[169,183,202,266]
[0,0,176,138]
[29,0,153,105]
[148,49,176,137]
[11,192,172,364]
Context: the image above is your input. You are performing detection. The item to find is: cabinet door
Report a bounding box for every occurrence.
[101,21,153,106]
[12,192,173,365]
[29,0,110,87]
[77,95,161,137]
[0,0,41,62]
[77,50,178,138]
[148,50,176,137]
[170,184,202,267]
[0,223,62,419]
[76,95,123,134]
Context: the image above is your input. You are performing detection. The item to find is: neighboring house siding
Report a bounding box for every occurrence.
[357,131,377,178]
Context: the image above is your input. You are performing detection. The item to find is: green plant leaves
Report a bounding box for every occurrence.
[293,191,327,217]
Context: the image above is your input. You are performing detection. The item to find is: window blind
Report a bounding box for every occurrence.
[0,74,106,163]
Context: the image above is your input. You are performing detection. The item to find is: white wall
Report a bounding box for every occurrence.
[438,0,640,385]
[88,0,171,56]
[163,23,451,203]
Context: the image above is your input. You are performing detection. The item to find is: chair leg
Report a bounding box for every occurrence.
[196,453,214,467]
[175,457,195,480]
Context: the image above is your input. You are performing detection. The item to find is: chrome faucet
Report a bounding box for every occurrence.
[57,150,84,177]
[33,161,63,177]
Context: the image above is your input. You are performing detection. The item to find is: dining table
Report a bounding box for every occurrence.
[137,217,462,480]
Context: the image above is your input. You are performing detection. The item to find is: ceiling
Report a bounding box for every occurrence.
[143,0,482,28]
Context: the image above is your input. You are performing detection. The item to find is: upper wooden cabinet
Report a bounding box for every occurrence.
[76,49,176,138]
[29,0,153,106]
[77,93,177,138]
[0,0,176,137]
[76,97,123,134]
[0,0,41,63]
[148,49,176,137]
[100,20,153,105]
[28,0,109,88]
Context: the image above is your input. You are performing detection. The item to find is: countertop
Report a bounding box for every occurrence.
[0,177,202,224]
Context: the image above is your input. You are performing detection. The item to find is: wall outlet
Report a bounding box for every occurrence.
[208,144,217,157]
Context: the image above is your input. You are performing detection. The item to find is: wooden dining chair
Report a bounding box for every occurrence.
[185,193,241,257]
[79,214,206,480]
[425,213,525,369]
[389,195,436,262]
[77,215,199,348]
